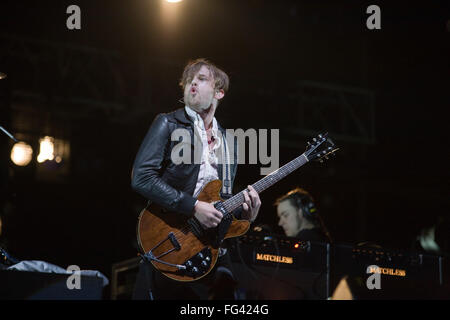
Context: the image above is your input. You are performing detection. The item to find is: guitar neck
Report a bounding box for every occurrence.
[222,153,309,214]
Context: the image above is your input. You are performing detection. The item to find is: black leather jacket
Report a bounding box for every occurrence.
[131,108,239,217]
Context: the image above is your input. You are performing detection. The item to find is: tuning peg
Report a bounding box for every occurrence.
[318,134,323,138]
[313,138,317,142]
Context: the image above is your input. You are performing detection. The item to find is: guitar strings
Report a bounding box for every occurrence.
[177,155,308,239]
[153,151,314,257]
[222,154,308,212]
[169,154,308,239]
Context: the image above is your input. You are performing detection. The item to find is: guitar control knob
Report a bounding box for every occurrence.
[201,261,208,268]
[205,256,210,262]
[192,267,199,274]
[185,260,193,268]
[197,252,204,259]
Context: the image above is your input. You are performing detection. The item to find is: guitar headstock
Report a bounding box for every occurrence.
[304,133,339,163]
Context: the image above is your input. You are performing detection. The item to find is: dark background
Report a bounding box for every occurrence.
[0,0,448,294]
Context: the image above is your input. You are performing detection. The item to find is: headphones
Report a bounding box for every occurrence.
[289,189,318,222]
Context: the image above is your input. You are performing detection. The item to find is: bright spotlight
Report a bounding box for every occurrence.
[11,142,33,166]
[37,136,55,163]
[166,0,182,2]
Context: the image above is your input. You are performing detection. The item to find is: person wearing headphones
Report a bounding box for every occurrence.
[274,187,332,243]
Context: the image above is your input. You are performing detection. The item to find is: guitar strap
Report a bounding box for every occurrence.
[220,130,232,195]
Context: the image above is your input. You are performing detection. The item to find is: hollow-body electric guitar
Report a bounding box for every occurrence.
[136,133,338,282]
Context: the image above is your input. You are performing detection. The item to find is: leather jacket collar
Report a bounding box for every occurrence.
[173,107,226,135]
[173,107,193,126]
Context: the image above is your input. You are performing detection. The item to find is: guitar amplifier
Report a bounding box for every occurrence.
[110,257,141,300]
[331,244,449,299]
[227,233,450,300]
[227,233,330,300]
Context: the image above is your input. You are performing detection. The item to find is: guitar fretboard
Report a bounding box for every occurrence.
[222,153,309,215]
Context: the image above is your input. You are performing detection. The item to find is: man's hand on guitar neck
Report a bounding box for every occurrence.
[194,201,223,229]
[242,185,261,223]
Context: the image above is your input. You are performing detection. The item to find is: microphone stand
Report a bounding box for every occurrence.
[0,126,18,142]
[0,72,16,142]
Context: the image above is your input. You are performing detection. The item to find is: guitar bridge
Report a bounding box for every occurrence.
[168,232,181,251]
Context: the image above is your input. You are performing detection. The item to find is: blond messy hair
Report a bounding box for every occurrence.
[179,58,229,93]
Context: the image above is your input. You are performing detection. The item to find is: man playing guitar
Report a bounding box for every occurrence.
[131,58,261,300]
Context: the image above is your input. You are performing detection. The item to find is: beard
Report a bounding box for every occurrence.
[184,91,214,113]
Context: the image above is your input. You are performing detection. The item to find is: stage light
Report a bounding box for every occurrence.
[160,0,183,34]
[35,137,71,181]
[11,141,33,166]
[37,136,55,163]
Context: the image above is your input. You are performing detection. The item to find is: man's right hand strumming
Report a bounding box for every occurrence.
[194,201,223,229]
